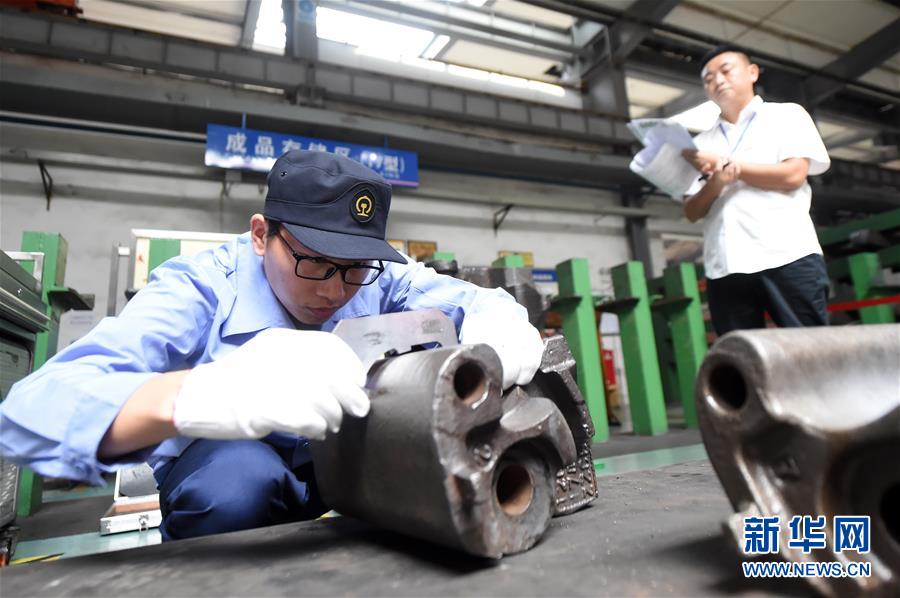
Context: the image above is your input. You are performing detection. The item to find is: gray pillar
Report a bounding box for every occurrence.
[572,21,629,119]
[622,188,653,274]
[283,0,318,62]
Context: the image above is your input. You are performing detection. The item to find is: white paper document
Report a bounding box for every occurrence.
[627,119,701,199]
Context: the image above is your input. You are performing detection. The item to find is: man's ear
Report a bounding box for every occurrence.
[250,214,268,256]
[748,63,760,84]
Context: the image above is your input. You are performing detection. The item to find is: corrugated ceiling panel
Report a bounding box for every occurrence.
[692,0,787,20]
[663,5,747,41]
[626,76,685,108]
[858,68,900,91]
[491,0,575,29]
[766,0,900,49]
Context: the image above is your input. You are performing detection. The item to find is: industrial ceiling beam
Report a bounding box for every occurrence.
[609,0,681,65]
[516,0,616,25]
[240,0,263,49]
[519,0,900,103]
[0,8,633,149]
[627,43,900,135]
[0,52,639,189]
[823,129,879,150]
[803,17,900,106]
[283,0,318,61]
[571,0,679,122]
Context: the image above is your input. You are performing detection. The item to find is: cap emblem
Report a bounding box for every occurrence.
[352,193,375,223]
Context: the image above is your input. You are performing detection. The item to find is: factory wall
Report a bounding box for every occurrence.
[2,152,672,351]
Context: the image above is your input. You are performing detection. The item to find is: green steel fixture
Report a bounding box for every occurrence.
[817,207,900,249]
[645,276,679,423]
[424,252,457,262]
[848,253,896,324]
[601,261,667,436]
[651,263,707,427]
[492,255,525,268]
[553,259,608,442]
[15,232,93,516]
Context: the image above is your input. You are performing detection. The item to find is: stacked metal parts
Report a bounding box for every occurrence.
[455,266,548,329]
[313,311,597,558]
[695,325,900,596]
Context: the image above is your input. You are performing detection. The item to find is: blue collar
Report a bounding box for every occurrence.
[221,233,296,338]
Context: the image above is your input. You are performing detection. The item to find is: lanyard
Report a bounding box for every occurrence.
[718,112,757,156]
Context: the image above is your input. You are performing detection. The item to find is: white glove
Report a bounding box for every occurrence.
[460,312,545,389]
[174,328,370,440]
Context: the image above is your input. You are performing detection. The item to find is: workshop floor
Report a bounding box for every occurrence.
[9,422,707,566]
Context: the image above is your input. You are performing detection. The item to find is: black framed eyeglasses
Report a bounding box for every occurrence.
[276,233,384,286]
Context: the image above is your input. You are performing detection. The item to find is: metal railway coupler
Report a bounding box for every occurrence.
[312,310,597,558]
[695,324,900,596]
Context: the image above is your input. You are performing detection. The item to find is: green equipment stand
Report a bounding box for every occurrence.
[424,252,457,262]
[600,261,667,436]
[828,252,897,325]
[650,263,707,427]
[492,255,525,268]
[846,253,896,324]
[14,232,93,516]
[553,259,609,442]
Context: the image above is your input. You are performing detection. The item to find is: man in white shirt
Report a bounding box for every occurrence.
[681,45,831,335]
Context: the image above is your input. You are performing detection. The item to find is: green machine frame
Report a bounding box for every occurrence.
[554,258,609,442]
[598,261,668,436]
[492,255,525,268]
[648,263,707,428]
[828,253,897,324]
[820,208,900,325]
[13,232,93,516]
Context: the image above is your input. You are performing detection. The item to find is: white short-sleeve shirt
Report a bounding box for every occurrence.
[685,96,830,279]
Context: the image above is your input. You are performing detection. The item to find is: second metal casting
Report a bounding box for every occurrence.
[312,311,596,558]
[695,324,900,596]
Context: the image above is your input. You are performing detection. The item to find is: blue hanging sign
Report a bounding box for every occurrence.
[532,269,558,283]
[205,124,419,187]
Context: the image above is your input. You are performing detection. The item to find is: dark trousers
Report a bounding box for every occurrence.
[706,253,829,336]
[153,434,327,541]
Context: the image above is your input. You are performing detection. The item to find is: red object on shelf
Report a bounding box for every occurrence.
[601,349,617,386]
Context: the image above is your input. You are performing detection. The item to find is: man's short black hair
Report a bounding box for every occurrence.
[700,44,752,73]
[265,218,281,238]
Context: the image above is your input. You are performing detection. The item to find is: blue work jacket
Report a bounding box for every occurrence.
[0,233,524,485]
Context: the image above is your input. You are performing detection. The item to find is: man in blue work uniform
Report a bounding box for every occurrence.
[0,150,544,541]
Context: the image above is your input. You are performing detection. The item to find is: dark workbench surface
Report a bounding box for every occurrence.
[2,461,807,596]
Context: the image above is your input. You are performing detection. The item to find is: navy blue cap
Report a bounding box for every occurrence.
[263,150,405,264]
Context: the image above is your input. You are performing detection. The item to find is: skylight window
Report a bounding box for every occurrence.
[253,0,286,54]
[251,5,566,99]
[317,7,435,61]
